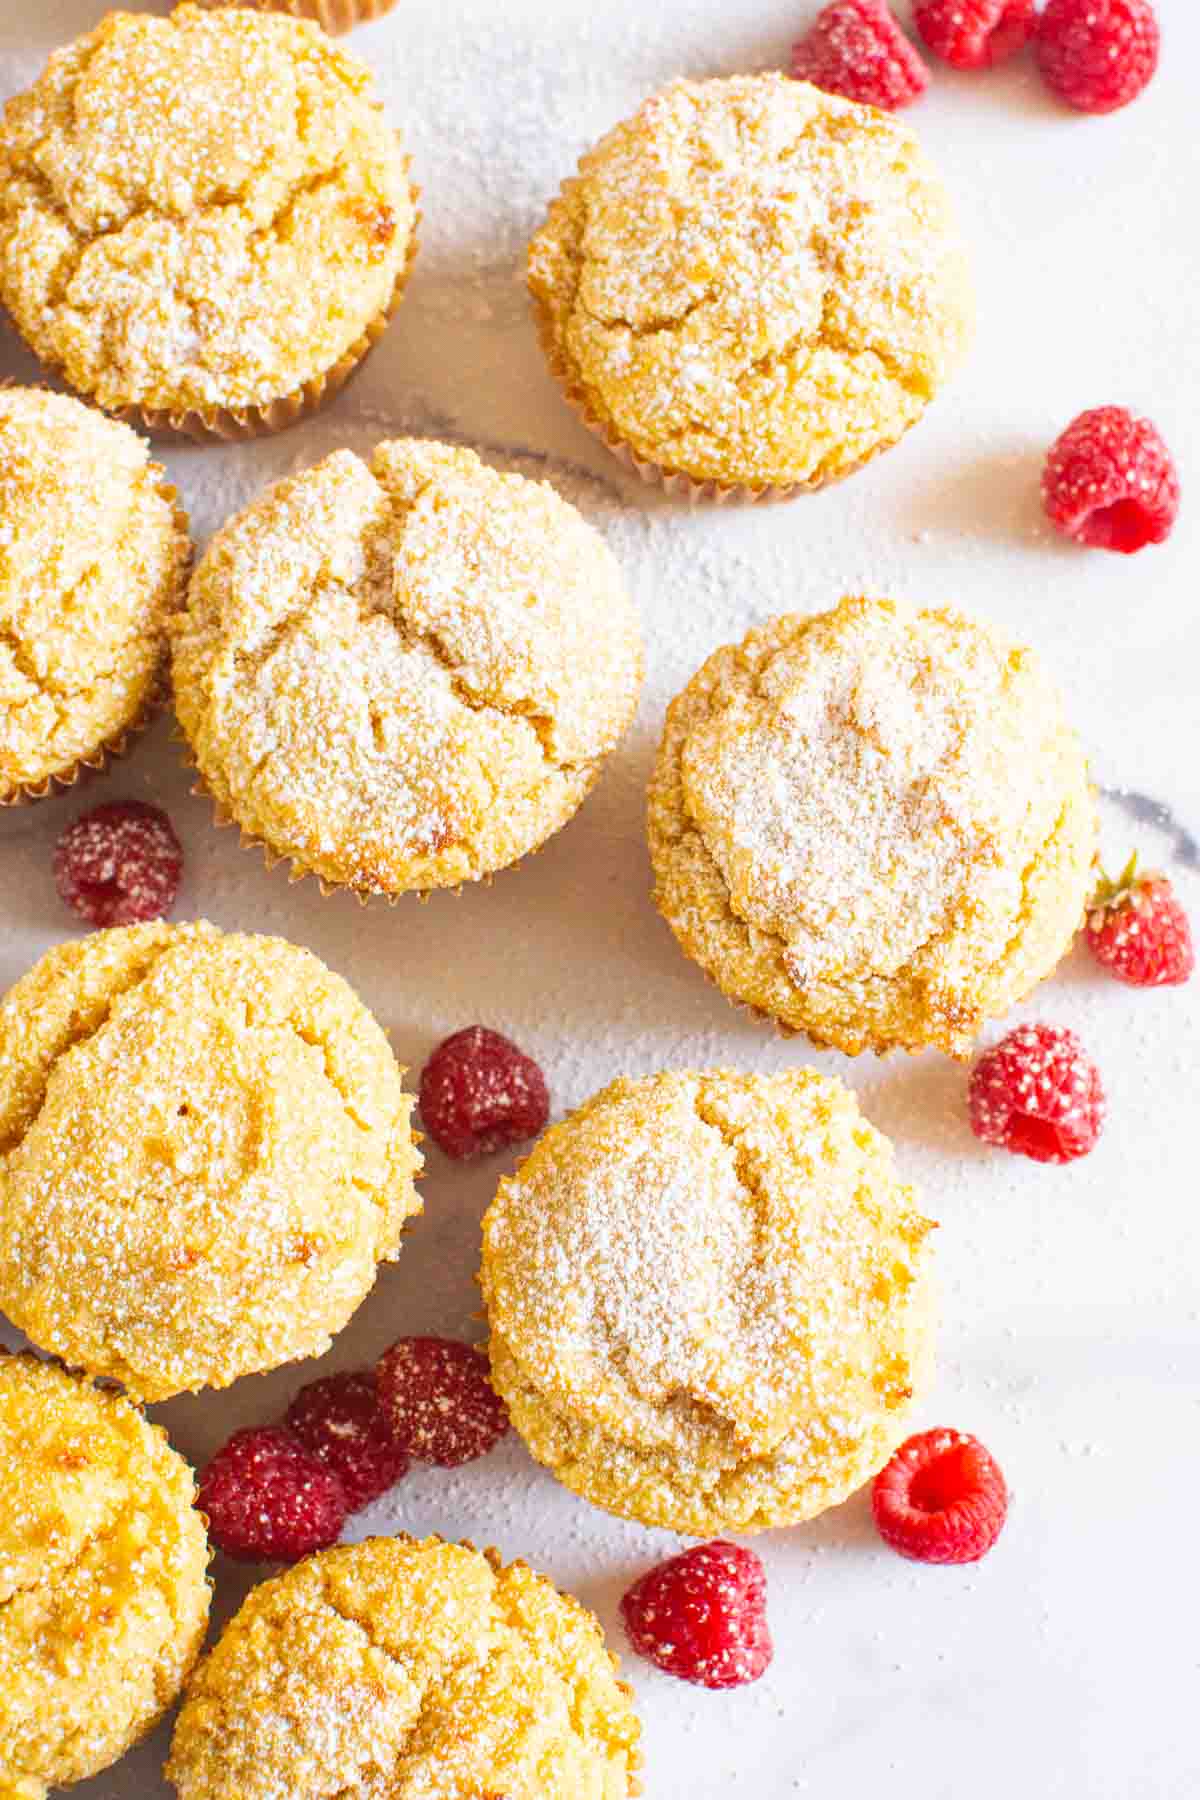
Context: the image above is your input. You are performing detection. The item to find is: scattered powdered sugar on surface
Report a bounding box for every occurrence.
[0,1,1197,1796]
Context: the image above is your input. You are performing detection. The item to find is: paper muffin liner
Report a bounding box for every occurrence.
[529,174,904,505]
[2,479,192,809]
[125,173,420,443]
[179,739,482,907]
[197,0,399,32]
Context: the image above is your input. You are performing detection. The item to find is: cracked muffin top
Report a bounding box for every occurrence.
[0,922,421,1400]
[172,438,643,896]
[0,6,415,420]
[0,388,189,802]
[482,1068,935,1536]
[648,596,1096,1057]
[528,74,973,492]
[0,1352,210,1800]
[166,1535,642,1800]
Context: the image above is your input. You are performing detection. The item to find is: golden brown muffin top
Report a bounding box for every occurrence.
[0,1352,210,1800]
[0,922,421,1400]
[529,75,973,489]
[173,439,643,895]
[167,1536,641,1799]
[0,6,414,415]
[483,1068,934,1534]
[648,596,1096,1056]
[0,388,188,799]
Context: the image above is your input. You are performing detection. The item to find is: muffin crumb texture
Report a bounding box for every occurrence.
[483,1067,936,1536]
[0,921,421,1399]
[166,1536,641,1799]
[0,388,188,801]
[648,596,1096,1056]
[173,439,643,895]
[529,74,973,490]
[0,4,414,417]
[0,1353,210,1800]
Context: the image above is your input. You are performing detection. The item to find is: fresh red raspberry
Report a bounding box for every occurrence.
[791,0,930,110]
[872,1428,1009,1564]
[620,1541,773,1690]
[1085,856,1194,988]
[53,799,183,927]
[1035,0,1159,114]
[418,1026,549,1160]
[913,0,1036,68]
[1042,406,1180,554]
[969,1023,1105,1164]
[285,1370,410,1513]
[197,1426,347,1563]
[376,1336,509,1467]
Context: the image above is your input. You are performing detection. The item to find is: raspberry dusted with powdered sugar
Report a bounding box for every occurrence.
[198,1426,347,1563]
[914,0,1035,68]
[53,799,182,927]
[791,1,930,111]
[376,1336,510,1467]
[418,1025,549,1159]
[285,1370,410,1513]
[620,1541,773,1689]
[1042,406,1179,554]
[1085,856,1194,988]
[1035,0,1159,114]
[873,1428,1009,1563]
[969,1023,1105,1164]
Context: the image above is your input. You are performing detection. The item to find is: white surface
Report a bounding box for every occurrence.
[1,3,1198,1797]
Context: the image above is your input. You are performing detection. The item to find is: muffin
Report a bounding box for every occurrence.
[0,921,422,1400]
[0,389,190,805]
[166,1535,642,1799]
[648,596,1096,1057]
[172,438,643,898]
[197,0,398,35]
[481,1068,935,1536]
[0,1352,211,1800]
[0,6,417,438]
[528,74,973,497]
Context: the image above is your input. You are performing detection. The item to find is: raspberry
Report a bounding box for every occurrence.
[197,1426,347,1563]
[1042,406,1180,554]
[1085,856,1194,988]
[620,1542,773,1689]
[913,0,1036,68]
[53,800,183,927]
[285,1370,410,1512]
[790,0,930,110]
[872,1428,1008,1564]
[1035,0,1159,114]
[968,1023,1105,1164]
[418,1026,549,1160]
[376,1336,509,1467]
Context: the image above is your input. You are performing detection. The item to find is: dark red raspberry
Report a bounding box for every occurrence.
[418,1026,549,1160]
[1035,0,1159,114]
[53,799,183,928]
[873,1428,1009,1564]
[791,0,930,110]
[914,0,1036,68]
[197,1425,347,1563]
[620,1541,773,1689]
[285,1370,410,1513]
[1042,406,1179,554]
[969,1023,1105,1164]
[1085,856,1194,988]
[376,1336,509,1467]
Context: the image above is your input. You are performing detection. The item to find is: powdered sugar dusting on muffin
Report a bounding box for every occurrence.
[482,1067,935,1534]
[173,438,643,896]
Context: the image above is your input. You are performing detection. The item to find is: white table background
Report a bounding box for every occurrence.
[1,3,1198,1796]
